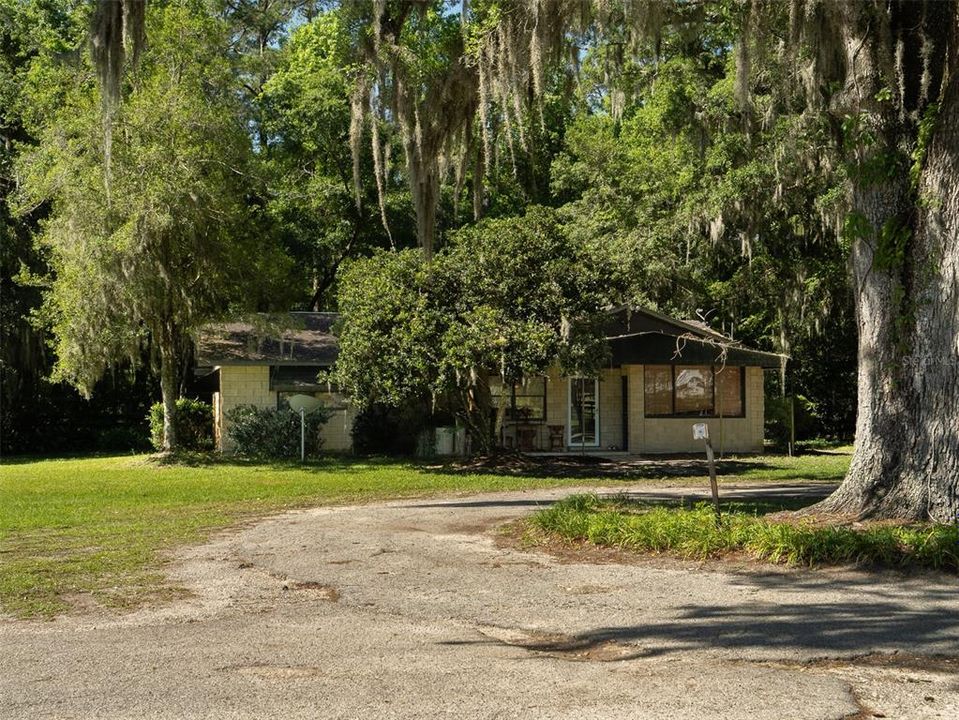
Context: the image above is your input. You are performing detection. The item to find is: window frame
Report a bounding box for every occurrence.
[567,377,600,448]
[643,365,746,419]
[490,377,548,423]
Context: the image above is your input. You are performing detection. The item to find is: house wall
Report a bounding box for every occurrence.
[214,364,355,453]
[627,365,764,454]
[538,367,625,451]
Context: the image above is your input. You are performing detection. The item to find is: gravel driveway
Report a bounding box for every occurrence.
[3,483,958,719]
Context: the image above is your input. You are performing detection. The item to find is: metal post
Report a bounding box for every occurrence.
[300,407,306,463]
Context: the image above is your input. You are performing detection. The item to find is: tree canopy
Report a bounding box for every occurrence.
[333,207,614,451]
[10,0,956,523]
[17,1,291,449]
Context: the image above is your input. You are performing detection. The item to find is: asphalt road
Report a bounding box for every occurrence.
[3,483,958,719]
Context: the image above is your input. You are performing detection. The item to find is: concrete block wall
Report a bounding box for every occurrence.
[626,364,645,452]
[631,365,765,454]
[215,366,276,453]
[598,368,624,450]
[544,367,624,450]
[314,393,356,452]
[214,365,355,453]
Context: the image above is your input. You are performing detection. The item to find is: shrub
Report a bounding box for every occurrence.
[149,398,214,451]
[531,495,959,572]
[98,425,152,453]
[225,404,331,459]
[350,402,428,456]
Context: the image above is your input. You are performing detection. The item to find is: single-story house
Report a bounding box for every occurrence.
[195,313,356,453]
[196,307,784,455]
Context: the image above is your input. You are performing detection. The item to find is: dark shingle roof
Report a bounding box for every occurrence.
[196,307,785,370]
[196,312,339,367]
[605,306,786,369]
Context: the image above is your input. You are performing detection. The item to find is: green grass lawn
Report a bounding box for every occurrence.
[0,451,851,619]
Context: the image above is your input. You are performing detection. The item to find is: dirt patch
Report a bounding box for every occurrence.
[798,652,959,675]
[476,625,645,663]
[285,581,340,602]
[425,452,767,481]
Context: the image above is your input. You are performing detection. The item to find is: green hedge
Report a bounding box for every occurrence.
[225,404,331,459]
[148,398,213,451]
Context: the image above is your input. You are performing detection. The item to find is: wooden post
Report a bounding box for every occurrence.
[704,437,721,525]
[300,407,306,463]
[694,422,721,525]
[789,395,796,457]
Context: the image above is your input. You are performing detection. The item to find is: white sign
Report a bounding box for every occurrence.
[692,422,709,440]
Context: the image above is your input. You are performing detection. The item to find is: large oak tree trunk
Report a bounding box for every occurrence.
[816,73,959,522]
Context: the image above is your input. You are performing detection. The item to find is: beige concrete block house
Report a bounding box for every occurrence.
[197,307,782,456]
[196,313,356,453]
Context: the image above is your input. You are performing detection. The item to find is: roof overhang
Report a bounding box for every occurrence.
[608,331,786,369]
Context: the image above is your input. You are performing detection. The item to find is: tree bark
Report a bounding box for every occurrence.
[815,74,959,522]
[159,341,178,452]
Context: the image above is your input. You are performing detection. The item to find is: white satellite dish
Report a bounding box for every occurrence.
[287,394,323,414]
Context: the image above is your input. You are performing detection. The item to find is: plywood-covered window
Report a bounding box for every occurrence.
[715,366,744,417]
[644,366,746,418]
[674,366,714,415]
[643,365,673,416]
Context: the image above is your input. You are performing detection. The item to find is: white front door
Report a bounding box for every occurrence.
[568,377,599,447]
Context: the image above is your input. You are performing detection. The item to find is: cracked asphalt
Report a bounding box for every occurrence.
[3,483,958,719]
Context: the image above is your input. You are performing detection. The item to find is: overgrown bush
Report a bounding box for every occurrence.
[149,398,214,451]
[765,395,820,449]
[226,404,331,459]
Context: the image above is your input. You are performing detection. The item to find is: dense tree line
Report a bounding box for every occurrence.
[1,2,888,503]
[2,1,858,455]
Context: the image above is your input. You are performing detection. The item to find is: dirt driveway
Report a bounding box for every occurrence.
[3,483,958,719]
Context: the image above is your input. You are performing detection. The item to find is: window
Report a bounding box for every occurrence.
[489,377,547,422]
[675,366,714,415]
[568,378,599,446]
[715,366,744,417]
[644,366,673,416]
[644,366,745,418]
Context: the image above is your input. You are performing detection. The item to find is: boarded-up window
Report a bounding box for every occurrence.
[674,366,714,415]
[643,366,746,417]
[715,367,743,417]
[644,366,673,416]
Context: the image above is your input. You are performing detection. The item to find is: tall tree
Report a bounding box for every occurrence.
[333,207,613,452]
[20,1,283,450]
[770,0,959,521]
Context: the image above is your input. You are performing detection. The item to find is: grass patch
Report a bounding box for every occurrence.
[0,454,591,618]
[0,450,850,618]
[530,494,959,572]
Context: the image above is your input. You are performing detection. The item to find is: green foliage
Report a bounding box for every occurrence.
[533,495,959,571]
[332,207,616,450]
[13,1,296,450]
[148,398,213,453]
[552,41,855,437]
[225,404,331,459]
[910,103,940,191]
